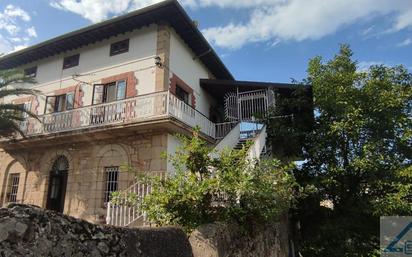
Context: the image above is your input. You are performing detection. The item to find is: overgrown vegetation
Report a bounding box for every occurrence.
[266,44,412,257]
[120,129,302,233]
[0,69,38,137]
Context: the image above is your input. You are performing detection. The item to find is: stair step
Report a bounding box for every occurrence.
[233,138,254,150]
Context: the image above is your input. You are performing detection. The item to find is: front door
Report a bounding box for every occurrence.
[46,170,68,212]
[46,156,69,213]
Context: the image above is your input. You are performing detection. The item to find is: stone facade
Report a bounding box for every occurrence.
[0,133,168,224]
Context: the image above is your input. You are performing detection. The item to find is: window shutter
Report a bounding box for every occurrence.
[116,80,126,100]
[45,96,56,114]
[66,92,74,110]
[92,84,105,105]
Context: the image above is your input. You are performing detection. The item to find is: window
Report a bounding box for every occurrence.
[110,39,129,56]
[104,166,119,204]
[7,174,20,203]
[14,103,31,119]
[63,54,79,69]
[92,80,126,105]
[24,66,37,77]
[45,92,75,114]
[176,85,189,105]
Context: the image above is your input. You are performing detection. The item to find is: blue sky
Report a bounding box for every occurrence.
[0,0,411,83]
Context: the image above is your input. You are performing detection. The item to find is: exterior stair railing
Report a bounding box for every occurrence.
[106,172,165,227]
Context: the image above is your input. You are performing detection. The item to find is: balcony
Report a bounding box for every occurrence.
[18,91,219,140]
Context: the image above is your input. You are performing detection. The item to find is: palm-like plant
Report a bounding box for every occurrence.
[0,69,39,137]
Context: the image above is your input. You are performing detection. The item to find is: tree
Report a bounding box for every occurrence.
[0,69,38,137]
[264,84,313,161]
[270,45,412,257]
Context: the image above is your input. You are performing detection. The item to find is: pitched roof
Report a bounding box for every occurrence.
[0,0,233,80]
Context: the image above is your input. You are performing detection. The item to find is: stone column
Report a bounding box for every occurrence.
[155,23,171,92]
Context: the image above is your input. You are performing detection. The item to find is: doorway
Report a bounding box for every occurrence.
[46,156,69,213]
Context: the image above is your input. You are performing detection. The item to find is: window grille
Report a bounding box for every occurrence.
[110,39,129,56]
[104,166,119,204]
[7,174,20,203]
[63,54,79,69]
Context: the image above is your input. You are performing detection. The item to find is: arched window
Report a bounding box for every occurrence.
[51,156,69,175]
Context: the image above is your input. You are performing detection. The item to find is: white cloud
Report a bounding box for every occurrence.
[50,0,163,23]
[49,0,284,23]
[357,61,385,72]
[361,25,374,36]
[397,38,412,47]
[393,8,412,31]
[3,5,31,22]
[12,44,28,52]
[9,37,22,43]
[185,0,283,9]
[0,5,35,54]
[0,34,11,53]
[50,0,412,49]
[26,26,37,38]
[203,0,412,49]
[0,23,19,35]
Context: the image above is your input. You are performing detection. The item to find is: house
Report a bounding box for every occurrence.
[0,0,309,226]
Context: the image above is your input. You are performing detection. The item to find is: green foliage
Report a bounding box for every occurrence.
[264,85,313,161]
[0,69,38,137]
[140,129,300,233]
[267,44,412,257]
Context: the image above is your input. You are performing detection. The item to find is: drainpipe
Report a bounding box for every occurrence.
[236,86,240,122]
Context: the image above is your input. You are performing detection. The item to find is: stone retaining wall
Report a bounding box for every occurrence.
[0,204,289,257]
[0,204,192,257]
[189,220,289,257]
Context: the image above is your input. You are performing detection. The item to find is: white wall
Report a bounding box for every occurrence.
[166,133,182,175]
[6,24,158,113]
[169,29,217,118]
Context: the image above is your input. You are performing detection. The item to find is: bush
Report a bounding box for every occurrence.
[138,129,301,233]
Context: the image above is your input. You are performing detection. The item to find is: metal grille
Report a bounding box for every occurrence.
[238,89,269,121]
[7,174,20,203]
[224,92,238,121]
[104,167,119,204]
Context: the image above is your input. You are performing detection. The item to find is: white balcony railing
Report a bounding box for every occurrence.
[20,91,220,139]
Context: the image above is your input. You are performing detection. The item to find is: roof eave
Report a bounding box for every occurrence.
[0,0,233,80]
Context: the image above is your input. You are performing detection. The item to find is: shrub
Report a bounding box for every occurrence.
[138,129,301,233]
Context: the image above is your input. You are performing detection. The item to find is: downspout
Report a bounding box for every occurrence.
[236,86,240,122]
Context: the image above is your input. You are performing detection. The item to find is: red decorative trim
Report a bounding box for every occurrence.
[54,85,76,96]
[31,96,39,114]
[101,71,137,98]
[12,97,31,105]
[170,74,196,108]
[12,96,39,114]
[74,84,84,108]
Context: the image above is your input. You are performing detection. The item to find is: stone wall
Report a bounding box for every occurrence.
[0,204,193,257]
[189,220,290,257]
